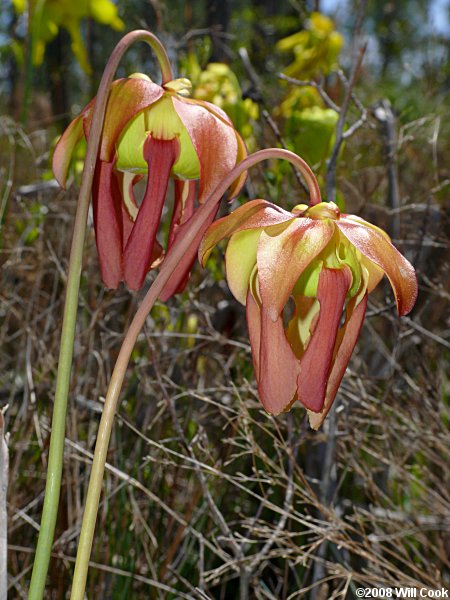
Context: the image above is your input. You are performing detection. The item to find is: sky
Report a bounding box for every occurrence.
[321,0,450,35]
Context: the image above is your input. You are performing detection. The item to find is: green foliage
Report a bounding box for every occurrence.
[182,54,259,151]
[277,12,344,78]
[12,0,124,74]
[284,101,338,168]
[274,13,343,173]
[14,200,47,245]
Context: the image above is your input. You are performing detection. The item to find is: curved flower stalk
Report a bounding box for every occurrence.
[53,73,246,293]
[28,28,241,600]
[200,199,418,429]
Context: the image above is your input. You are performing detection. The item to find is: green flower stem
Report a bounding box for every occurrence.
[69,147,321,600]
[28,31,173,600]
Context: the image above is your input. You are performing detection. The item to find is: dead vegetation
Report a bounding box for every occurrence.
[0,95,448,599]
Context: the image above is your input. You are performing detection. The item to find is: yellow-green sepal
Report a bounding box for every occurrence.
[225,228,262,305]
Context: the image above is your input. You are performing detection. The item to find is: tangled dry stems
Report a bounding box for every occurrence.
[0,104,449,599]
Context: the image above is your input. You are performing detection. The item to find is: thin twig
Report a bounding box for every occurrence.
[373,99,401,239]
[336,70,370,139]
[309,402,339,600]
[13,544,197,598]
[325,44,366,202]
[60,434,229,561]
[146,337,255,598]
[149,337,243,560]
[0,409,8,600]
[277,73,340,113]
[0,117,16,248]
[247,415,296,572]
[238,47,309,195]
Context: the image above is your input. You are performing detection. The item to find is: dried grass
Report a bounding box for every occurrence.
[1,99,449,599]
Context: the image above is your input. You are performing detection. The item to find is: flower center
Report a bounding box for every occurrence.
[115,95,200,179]
[293,230,362,299]
[305,201,340,220]
[163,78,192,97]
[144,96,184,140]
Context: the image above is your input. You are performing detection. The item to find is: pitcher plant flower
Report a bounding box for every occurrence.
[53,73,246,293]
[200,198,417,429]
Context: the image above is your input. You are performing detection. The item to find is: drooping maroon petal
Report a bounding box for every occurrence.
[257,218,335,321]
[247,270,299,415]
[92,160,124,289]
[258,306,299,415]
[337,219,418,316]
[172,97,240,202]
[297,267,352,413]
[308,293,368,429]
[118,174,164,267]
[123,136,179,290]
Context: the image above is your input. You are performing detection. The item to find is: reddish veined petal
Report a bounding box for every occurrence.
[123,136,179,290]
[257,219,335,321]
[92,160,124,289]
[176,97,247,198]
[259,307,299,415]
[308,293,368,429]
[184,97,234,125]
[297,267,351,413]
[52,113,85,188]
[54,79,163,185]
[341,214,391,241]
[246,284,299,415]
[228,131,248,199]
[83,78,164,162]
[199,199,293,265]
[337,219,418,315]
[195,98,249,196]
[173,97,239,202]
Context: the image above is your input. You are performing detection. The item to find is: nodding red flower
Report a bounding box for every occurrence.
[200,199,418,429]
[53,74,246,293]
